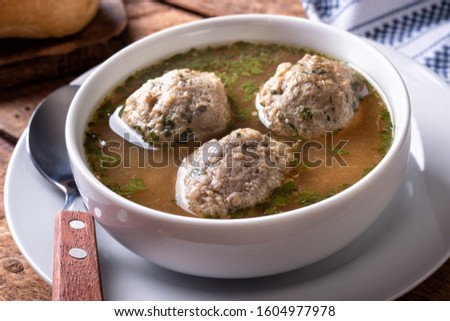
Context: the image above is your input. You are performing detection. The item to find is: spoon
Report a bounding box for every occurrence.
[27,84,103,301]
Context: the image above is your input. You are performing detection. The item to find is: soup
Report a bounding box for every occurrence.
[84,42,392,219]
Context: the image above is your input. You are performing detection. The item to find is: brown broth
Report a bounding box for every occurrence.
[84,42,392,219]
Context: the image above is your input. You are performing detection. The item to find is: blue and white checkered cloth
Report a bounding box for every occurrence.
[303,0,450,84]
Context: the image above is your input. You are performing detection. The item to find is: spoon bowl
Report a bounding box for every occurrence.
[28,85,81,209]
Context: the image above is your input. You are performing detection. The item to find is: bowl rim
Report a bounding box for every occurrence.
[66,13,411,226]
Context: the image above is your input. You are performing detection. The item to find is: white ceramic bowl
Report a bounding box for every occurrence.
[66,14,410,278]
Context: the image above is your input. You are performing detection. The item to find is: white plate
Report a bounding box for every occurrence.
[5,43,450,300]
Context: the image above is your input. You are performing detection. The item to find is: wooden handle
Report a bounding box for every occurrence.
[52,211,103,301]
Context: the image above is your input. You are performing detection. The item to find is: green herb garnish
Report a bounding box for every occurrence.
[118,105,126,118]
[299,106,313,119]
[380,108,391,123]
[263,180,297,215]
[331,147,349,155]
[362,165,376,177]
[118,178,148,197]
[379,129,392,155]
[240,80,259,102]
[150,131,159,141]
[237,107,253,121]
[162,116,175,137]
[297,189,323,206]
[229,207,250,218]
[96,99,114,120]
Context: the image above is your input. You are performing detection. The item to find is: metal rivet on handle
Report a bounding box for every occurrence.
[69,248,88,260]
[69,220,85,229]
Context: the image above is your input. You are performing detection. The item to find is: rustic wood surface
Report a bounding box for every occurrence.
[0,0,448,301]
[0,0,128,90]
[52,211,102,301]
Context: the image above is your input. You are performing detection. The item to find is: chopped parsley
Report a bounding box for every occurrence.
[379,129,393,155]
[115,178,148,197]
[240,80,259,102]
[150,131,160,141]
[379,108,393,155]
[299,106,313,119]
[263,180,297,215]
[331,147,349,156]
[96,99,114,120]
[162,116,175,137]
[237,107,253,121]
[296,189,323,206]
[362,165,376,177]
[229,207,250,218]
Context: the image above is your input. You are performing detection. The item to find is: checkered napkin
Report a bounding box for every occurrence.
[302,0,450,84]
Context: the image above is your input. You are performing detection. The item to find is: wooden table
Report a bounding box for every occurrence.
[0,0,449,301]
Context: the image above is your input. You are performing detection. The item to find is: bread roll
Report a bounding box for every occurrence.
[0,0,100,38]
